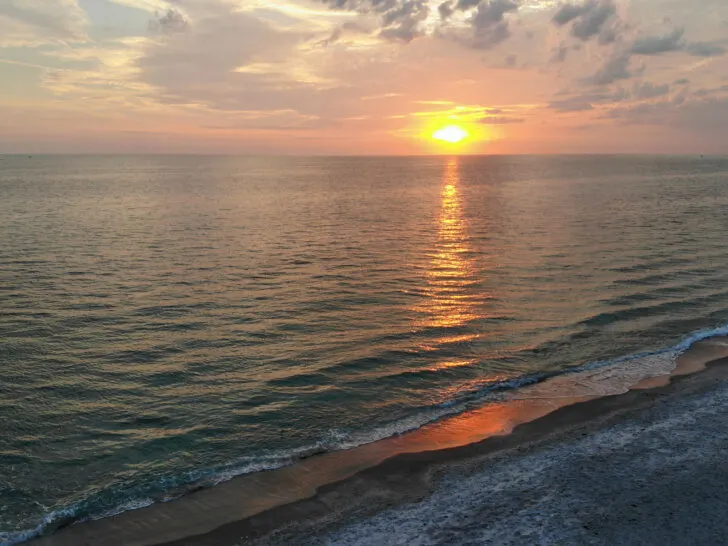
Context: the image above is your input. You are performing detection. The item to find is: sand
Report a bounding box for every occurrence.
[321,364,728,545]
[30,345,728,546]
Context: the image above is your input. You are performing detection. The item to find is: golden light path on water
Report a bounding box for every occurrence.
[413,157,488,371]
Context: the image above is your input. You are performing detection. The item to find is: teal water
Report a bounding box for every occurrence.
[2,155,728,542]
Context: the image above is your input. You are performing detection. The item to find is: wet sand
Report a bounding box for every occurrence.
[30,337,728,546]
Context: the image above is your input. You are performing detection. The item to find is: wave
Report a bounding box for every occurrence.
[4,322,728,545]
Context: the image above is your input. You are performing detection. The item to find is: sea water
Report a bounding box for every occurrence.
[2,154,728,542]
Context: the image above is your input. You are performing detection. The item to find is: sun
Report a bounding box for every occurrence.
[432,125,469,144]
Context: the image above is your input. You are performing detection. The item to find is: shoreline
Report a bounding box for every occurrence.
[319,353,728,545]
[28,336,728,546]
[169,351,728,545]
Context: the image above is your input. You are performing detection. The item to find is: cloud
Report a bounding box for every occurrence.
[320,0,430,43]
[0,0,89,46]
[692,84,728,98]
[548,88,630,111]
[548,97,595,111]
[318,0,522,48]
[470,0,520,49]
[585,53,636,85]
[135,0,458,128]
[630,28,726,58]
[552,2,591,26]
[149,8,189,34]
[107,0,169,12]
[318,26,344,47]
[552,0,618,42]
[457,0,481,11]
[317,21,371,47]
[379,0,430,42]
[570,1,616,41]
[633,81,670,100]
[438,1,454,19]
[605,94,728,141]
[5,0,728,154]
[137,6,317,113]
[630,28,683,55]
[435,0,519,50]
[481,115,524,123]
[198,109,322,131]
[684,41,726,57]
[547,81,673,116]
[551,42,569,63]
[472,0,519,21]
[487,53,522,69]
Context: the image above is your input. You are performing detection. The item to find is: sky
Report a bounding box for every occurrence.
[1,0,727,154]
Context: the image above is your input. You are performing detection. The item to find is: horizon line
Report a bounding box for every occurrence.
[1,152,725,158]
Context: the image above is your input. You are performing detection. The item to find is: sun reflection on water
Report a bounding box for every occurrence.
[414,157,485,338]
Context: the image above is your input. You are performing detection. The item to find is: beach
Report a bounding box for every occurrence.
[29,338,728,545]
[318,367,728,545]
[315,358,728,546]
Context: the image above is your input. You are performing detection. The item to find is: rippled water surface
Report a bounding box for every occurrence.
[2,154,728,541]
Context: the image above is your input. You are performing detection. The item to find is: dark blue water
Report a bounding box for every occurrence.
[2,155,728,543]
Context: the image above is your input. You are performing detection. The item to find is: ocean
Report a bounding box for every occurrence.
[2,154,728,543]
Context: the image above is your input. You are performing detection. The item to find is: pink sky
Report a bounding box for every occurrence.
[1,0,727,154]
